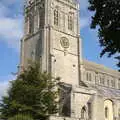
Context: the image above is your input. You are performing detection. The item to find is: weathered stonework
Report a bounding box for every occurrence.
[20,0,120,120]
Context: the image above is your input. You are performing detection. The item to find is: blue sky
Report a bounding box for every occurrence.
[0,0,118,99]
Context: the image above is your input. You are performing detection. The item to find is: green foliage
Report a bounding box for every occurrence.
[0,62,59,120]
[8,114,33,120]
[88,0,120,68]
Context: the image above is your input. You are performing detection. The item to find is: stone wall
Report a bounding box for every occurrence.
[82,60,120,90]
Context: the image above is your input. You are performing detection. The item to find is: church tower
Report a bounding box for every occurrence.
[20,0,82,86]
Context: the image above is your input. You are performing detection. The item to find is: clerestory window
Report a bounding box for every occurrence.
[86,72,92,81]
[111,79,115,88]
[118,79,120,89]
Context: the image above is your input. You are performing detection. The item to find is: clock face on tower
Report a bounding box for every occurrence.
[60,37,69,49]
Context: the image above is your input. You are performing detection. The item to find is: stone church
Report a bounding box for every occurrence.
[20,0,120,120]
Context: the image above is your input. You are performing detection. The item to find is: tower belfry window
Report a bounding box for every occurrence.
[29,14,34,34]
[54,9,59,26]
[68,13,74,31]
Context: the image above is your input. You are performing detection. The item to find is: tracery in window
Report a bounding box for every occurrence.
[54,8,59,26]
[68,12,74,31]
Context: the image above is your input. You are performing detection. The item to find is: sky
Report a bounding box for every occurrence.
[0,0,118,100]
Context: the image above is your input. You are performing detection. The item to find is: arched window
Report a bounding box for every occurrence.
[95,72,98,84]
[39,9,45,28]
[68,12,74,31]
[105,107,109,118]
[107,79,110,87]
[29,14,34,34]
[88,103,92,119]
[111,79,115,88]
[100,75,105,85]
[86,72,92,81]
[54,8,59,26]
[118,109,120,120]
[118,79,120,89]
[81,106,86,119]
[104,100,113,120]
[86,72,89,81]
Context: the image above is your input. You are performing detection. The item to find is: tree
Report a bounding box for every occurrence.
[0,62,59,120]
[8,114,33,120]
[88,0,120,68]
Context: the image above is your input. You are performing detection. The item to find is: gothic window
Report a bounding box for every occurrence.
[89,73,92,81]
[105,107,109,118]
[88,103,92,119]
[86,72,92,81]
[38,10,40,28]
[100,75,105,85]
[111,79,115,88]
[107,79,110,87]
[54,8,59,26]
[86,72,89,81]
[118,109,120,119]
[39,9,45,28]
[95,72,98,84]
[81,106,86,119]
[95,75,97,84]
[104,100,113,120]
[100,76,102,84]
[29,14,34,34]
[68,12,74,31]
[118,79,120,89]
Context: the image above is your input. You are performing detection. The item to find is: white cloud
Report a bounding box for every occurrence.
[0,17,23,51]
[79,0,90,30]
[0,81,9,99]
[1,0,23,6]
[79,0,89,10]
[0,75,16,100]
[0,2,23,52]
[0,3,9,17]
[80,17,90,29]
[0,0,90,51]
